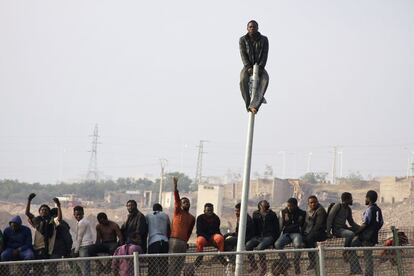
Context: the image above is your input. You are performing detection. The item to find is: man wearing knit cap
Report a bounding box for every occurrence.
[275,197,306,274]
[349,190,383,276]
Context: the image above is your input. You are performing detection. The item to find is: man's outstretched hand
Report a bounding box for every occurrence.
[173,176,178,191]
[53,197,61,206]
[28,193,36,201]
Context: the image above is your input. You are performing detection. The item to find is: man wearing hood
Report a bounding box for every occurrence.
[303,196,327,270]
[275,197,306,274]
[239,20,269,114]
[25,193,62,260]
[121,200,148,252]
[1,215,34,261]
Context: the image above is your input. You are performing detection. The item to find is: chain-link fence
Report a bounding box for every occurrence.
[0,254,135,276]
[1,241,414,275]
[0,247,414,276]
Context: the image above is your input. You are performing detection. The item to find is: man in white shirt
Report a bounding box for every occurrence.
[146,203,171,276]
[73,206,94,276]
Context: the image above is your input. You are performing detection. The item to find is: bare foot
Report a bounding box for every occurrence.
[249,107,257,114]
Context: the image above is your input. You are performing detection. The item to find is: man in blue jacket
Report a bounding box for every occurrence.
[1,215,34,261]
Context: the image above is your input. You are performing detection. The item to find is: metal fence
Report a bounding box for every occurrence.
[1,246,414,276]
[1,227,413,276]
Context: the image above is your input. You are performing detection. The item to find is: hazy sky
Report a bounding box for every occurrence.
[1,0,413,184]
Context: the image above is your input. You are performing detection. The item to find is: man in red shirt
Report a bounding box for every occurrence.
[169,177,195,276]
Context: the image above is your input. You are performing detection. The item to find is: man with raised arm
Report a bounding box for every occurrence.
[239,20,269,114]
[25,193,62,260]
[169,176,195,276]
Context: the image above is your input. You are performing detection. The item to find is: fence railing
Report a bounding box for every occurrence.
[1,246,414,276]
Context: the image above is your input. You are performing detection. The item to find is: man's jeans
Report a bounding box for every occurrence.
[246,236,275,267]
[334,228,355,247]
[148,240,169,276]
[349,238,375,276]
[240,67,269,111]
[275,233,304,268]
[78,246,92,276]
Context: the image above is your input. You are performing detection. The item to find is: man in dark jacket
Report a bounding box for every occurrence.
[239,20,269,114]
[195,203,224,253]
[349,190,383,276]
[1,216,34,261]
[326,192,360,261]
[246,200,279,275]
[121,200,148,252]
[303,196,327,270]
[49,208,73,275]
[275,197,306,274]
[0,230,3,254]
[49,208,72,259]
[224,202,254,252]
[195,203,225,267]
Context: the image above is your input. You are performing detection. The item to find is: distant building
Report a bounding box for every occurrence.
[196,184,223,217]
[222,178,312,208]
[104,190,154,208]
[379,176,414,204]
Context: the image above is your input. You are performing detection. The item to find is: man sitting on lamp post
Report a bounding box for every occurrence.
[239,20,269,114]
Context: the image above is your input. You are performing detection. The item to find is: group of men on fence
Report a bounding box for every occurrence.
[0,176,383,276]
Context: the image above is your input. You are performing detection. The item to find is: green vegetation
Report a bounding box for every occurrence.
[0,171,193,202]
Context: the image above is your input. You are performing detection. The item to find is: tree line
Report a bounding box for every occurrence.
[0,172,194,202]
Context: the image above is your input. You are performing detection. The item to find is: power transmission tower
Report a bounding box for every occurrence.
[158,158,168,204]
[86,124,100,182]
[194,140,208,186]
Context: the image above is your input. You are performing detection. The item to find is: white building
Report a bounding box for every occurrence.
[196,184,223,217]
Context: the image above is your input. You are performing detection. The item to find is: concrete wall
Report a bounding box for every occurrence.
[379,177,413,203]
[196,184,223,217]
[273,178,294,206]
[222,178,295,208]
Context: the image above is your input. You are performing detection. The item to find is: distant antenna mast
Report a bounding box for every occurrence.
[331,146,337,184]
[194,140,207,186]
[86,124,100,182]
[158,158,168,203]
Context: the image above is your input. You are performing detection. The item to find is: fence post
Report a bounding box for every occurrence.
[391,226,403,276]
[133,252,140,276]
[317,245,326,276]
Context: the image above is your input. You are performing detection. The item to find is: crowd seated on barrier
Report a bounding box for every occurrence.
[0,177,389,276]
